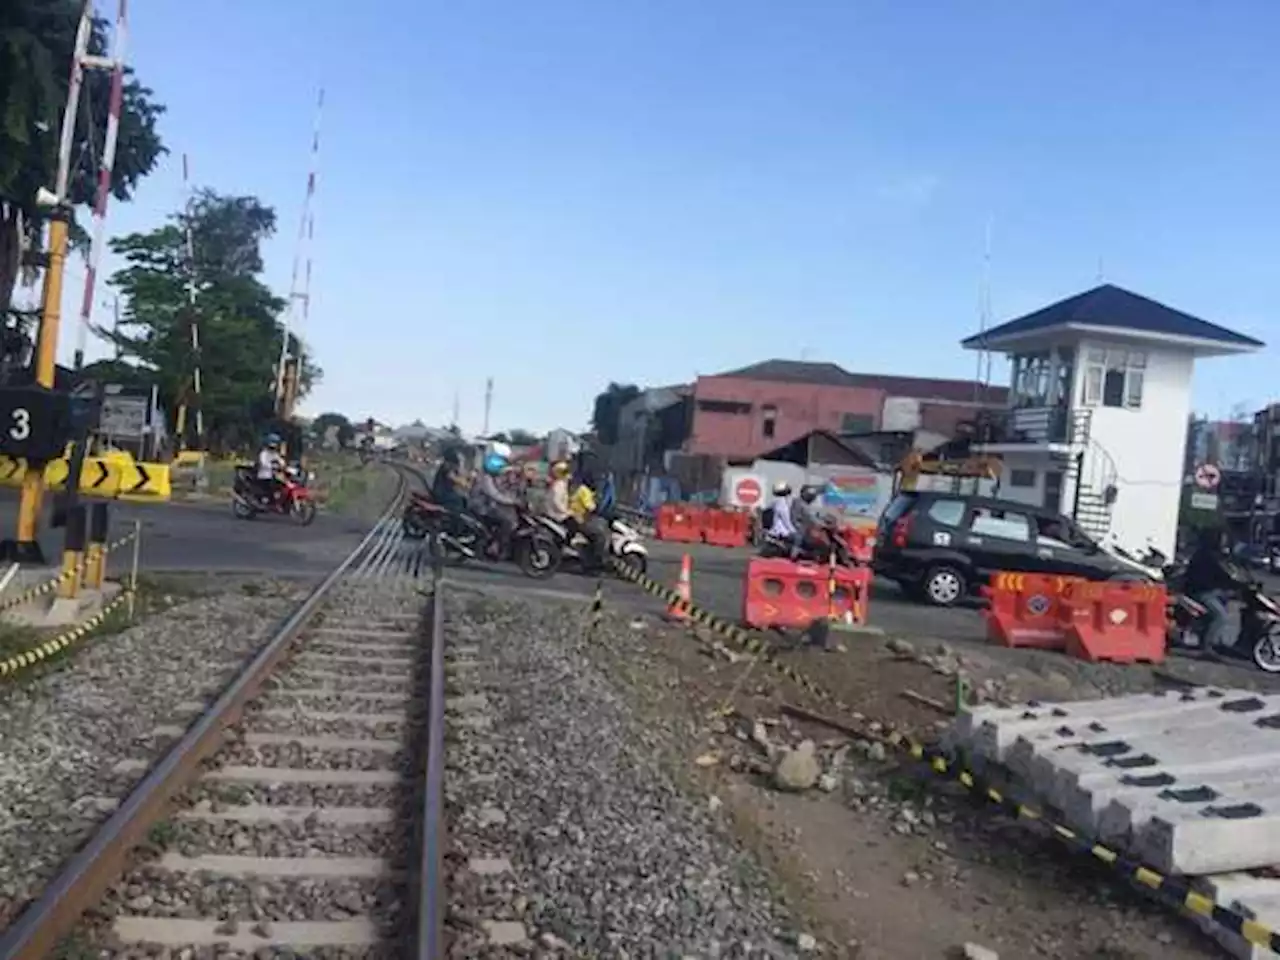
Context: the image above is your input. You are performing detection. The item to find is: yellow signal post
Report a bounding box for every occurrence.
[84,503,109,590]
[14,207,71,564]
[55,505,86,600]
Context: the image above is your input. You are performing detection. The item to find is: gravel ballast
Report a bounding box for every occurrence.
[443,589,804,957]
[0,582,304,931]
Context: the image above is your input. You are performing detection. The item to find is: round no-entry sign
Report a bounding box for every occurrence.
[1195,463,1222,490]
[735,476,763,506]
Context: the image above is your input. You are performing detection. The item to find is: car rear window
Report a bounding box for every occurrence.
[926,499,966,527]
[881,493,917,527]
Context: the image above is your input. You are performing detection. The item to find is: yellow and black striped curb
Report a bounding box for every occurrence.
[585,577,605,640]
[0,532,138,617]
[0,590,134,679]
[604,558,1280,954]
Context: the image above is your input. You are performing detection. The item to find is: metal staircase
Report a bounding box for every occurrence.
[1065,430,1120,540]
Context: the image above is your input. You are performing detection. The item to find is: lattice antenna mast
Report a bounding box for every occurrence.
[173,153,204,449]
[72,0,128,371]
[274,88,324,413]
[973,215,994,403]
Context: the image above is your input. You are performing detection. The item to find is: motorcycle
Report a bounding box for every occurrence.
[758,519,858,567]
[407,497,560,580]
[232,464,318,525]
[533,513,648,577]
[1167,579,1280,673]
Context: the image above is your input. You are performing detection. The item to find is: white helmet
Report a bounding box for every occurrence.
[487,440,513,460]
[772,482,792,497]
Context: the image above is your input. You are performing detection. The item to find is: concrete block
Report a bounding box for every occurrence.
[1137,780,1280,875]
[967,689,1227,766]
[1194,874,1280,960]
[1095,760,1280,840]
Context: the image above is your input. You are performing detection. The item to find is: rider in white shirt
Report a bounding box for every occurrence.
[256,434,286,502]
[769,482,798,540]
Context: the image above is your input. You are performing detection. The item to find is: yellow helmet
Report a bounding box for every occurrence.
[550,460,571,479]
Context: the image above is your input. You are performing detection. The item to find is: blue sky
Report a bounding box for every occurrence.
[49,0,1280,432]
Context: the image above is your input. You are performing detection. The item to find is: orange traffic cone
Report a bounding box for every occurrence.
[666,553,693,622]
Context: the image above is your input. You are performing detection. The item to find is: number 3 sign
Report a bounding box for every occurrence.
[0,385,74,463]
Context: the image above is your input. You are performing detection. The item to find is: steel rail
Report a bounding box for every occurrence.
[416,542,447,958]
[0,464,414,960]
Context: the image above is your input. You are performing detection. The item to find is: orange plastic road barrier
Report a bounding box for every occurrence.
[981,572,1084,650]
[703,507,751,548]
[743,557,870,630]
[655,503,704,543]
[1058,580,1167,664]
[666,553,693,622]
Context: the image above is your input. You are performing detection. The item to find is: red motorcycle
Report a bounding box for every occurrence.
[232,464,318,526]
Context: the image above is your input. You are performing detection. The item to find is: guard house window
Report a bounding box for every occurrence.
[1009,468,1037,488]
[1082,349,1146,409]
[762,404,777,440]
[1011,352,1052,407]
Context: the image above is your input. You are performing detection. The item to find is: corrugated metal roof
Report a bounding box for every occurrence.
[711,359,1008,404]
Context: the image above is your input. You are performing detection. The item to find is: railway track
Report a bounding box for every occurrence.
[0,464,449,960]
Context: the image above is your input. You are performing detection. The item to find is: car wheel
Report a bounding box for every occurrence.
[922,564,966,607]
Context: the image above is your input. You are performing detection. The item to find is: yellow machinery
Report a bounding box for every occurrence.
[896,449,1002,495]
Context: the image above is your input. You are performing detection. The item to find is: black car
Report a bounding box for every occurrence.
[874,491,1148,607]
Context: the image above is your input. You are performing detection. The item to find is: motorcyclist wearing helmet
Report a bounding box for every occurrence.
[255,434,286,504]
[768,482,797,542]
[1185,526,1248,653]
[431,447,468,514]
[791,484,825,560]
[569,465,608,571]
[546,460,573,523]
[473,451,520,557]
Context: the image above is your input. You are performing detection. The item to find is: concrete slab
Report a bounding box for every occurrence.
[114,917,380,949]
[956,689,1228,765]
[946,687,1280,876]
[1195,874,1280,960]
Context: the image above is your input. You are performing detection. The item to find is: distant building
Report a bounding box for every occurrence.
[1185,416,1252,474]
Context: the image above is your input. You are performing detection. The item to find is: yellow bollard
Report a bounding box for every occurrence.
[56,505,86,600]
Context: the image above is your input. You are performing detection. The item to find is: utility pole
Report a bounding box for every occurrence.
[482,377,493,437]
[9,4,101,563]
[973,215,994,404]
[451,390,460,431]
[173,153,204,451]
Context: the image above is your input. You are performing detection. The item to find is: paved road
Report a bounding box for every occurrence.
[0,494,379,578]
[431,538,986,643]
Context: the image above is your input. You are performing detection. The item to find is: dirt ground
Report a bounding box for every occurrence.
[580,603,1243,959]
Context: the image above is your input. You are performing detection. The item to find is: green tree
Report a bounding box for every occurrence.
[508,428,539,446]
[102,190,320,451]
[591,382,641,446]
[0,2,165,327]
[311,411,354,448]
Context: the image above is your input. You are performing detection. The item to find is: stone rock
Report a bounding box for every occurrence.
[817,773,838,792]
[796,932,818,951]
[773,740,820,792]
[959,944,999,960]
[886,637,915,657]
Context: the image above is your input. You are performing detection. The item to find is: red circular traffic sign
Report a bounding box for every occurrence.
[735,476,763,506]
[1194,463,1221,490]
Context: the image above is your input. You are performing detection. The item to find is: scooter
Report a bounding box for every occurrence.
[1167,580,1280,673]
[533,514,648,577]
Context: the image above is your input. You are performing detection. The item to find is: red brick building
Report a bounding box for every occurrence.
[685,360,1006,460]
